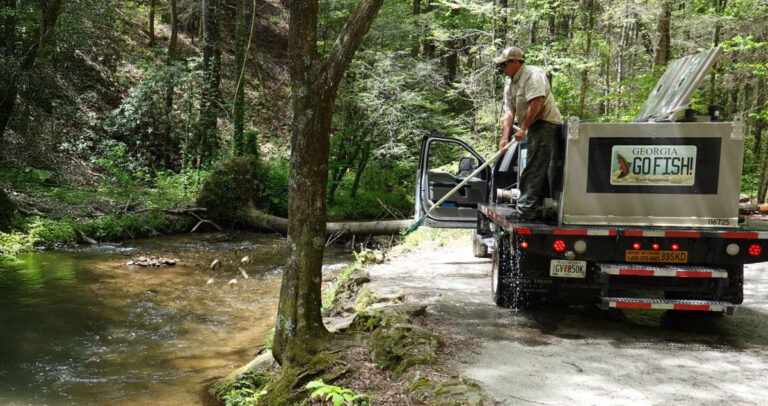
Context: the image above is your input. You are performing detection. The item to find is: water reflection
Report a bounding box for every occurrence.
[0,232,351,405]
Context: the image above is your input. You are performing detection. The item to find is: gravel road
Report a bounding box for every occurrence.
[366,237,768,406]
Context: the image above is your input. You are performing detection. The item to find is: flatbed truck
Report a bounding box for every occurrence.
[414,47,768,314]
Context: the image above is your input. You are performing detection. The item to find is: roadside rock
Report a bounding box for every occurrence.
[370,322,442,375]
[325,269,370,317]
[429,378,491,406]
[324,313,358,333]
[354,285,405,312]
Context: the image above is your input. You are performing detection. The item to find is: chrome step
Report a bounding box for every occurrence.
[600,297,735,314]
[598,263,727,279]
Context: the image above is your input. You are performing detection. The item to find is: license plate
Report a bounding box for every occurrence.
[550,260,587,278]
[625,250,688,263]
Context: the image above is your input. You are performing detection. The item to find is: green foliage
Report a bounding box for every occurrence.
[306,380,370,406]
[69,58,205,175]
[152,169,211,206]
[256,160,289,218]
[196,157,263,227]
[0,231,29,256]
[0,254,24,269]
[221,372,268,406]
[27,218,77,249]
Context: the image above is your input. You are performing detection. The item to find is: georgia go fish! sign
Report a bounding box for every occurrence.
[610,145,697,186]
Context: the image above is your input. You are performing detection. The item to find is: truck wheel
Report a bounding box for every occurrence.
[491,236,513,307]
[472,230,489,258]
[725,264,744,304]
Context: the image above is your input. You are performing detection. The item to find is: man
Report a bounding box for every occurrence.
[495,46,563,220]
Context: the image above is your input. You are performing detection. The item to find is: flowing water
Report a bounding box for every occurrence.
[0,232,352,405]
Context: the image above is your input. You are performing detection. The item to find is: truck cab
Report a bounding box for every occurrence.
[415,47,768,314]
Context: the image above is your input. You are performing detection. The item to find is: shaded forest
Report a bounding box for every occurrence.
[1,0,767,250]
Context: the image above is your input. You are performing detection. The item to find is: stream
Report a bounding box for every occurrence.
[0,232,352,405]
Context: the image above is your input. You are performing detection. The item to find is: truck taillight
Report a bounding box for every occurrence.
[553,240,566,252]
[671,243,679,251]
[632,242,641,250]
[748,244,762,256]
[652,243,660,250]
[520,241,529,249]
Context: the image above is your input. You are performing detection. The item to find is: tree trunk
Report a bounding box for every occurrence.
[198,0,220,165]
[444,38,457,83]
[168,0,178,58]
[272,0,383,368]
[529,20,538,45]
[350,144,371,198]
[708,0,727,106]
[233,0,247,156]
[162,0,179,168]
[149,0,156,46]
[0,80,18,150]
[654,1,672,66]
[0,0,62,146]
[245,208,410,236]
[577,0,595,118]
[759,122,768,203]
[499,0,508,37]
[752,78,764,161]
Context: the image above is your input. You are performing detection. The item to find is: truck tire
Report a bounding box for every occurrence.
[491,235,513,307]
[725,264,744,304]
[472,230,489,258]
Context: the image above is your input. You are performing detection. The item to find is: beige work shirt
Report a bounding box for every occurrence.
[503,64,563,125]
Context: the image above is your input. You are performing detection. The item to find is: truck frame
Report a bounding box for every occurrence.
[415,47,767,314]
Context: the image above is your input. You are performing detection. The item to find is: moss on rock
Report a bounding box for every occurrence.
[370,322,442,375]
[256,352,348,406]
[196,156,263,228]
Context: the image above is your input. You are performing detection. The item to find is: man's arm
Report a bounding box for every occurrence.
[513,96,543,142]
[499,109,516,150]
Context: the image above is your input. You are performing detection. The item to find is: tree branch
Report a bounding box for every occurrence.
[320,0,384,96]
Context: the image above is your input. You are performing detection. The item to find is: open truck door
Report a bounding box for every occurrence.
[415,136,491,228]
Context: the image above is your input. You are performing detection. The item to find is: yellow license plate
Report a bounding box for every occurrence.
[625,250,688,263]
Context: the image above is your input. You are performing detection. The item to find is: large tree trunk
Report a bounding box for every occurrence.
[272,0,383,368]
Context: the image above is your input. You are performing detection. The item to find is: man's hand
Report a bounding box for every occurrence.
[499,137,510,151]
[513,127,526,142]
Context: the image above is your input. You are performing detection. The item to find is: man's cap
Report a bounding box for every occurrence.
[493,46,525,64]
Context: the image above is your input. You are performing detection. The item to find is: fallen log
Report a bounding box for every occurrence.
[244,208,411,237]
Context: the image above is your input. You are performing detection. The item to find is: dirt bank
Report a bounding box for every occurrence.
[366,235,768,405]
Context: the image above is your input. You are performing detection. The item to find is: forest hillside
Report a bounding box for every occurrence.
[1,0,767,255]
